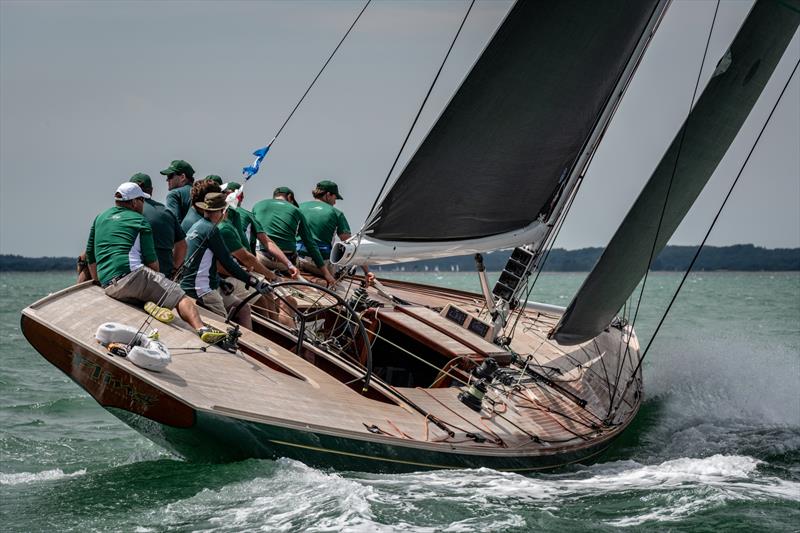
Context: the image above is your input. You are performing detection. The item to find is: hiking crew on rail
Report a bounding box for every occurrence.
[81,160,371,335]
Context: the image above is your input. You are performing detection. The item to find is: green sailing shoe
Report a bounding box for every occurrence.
[197,325,227,344]
[144,301,174,324]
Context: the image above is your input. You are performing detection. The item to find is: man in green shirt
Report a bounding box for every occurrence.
[86,182,225,344]
[298,180,373,283]
[217,209,296,327]
[252,186,335,286]
[181,192,265,329]
[160,159,195,223]
[129,173,186,279]
[222,181,299,279]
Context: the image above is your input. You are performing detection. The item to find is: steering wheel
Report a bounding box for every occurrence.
[228,280,373,392]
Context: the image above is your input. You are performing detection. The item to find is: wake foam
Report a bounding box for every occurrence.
[115,454,798,531]
[0,468,86,485]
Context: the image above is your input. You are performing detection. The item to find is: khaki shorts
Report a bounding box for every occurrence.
[197,289,229,317]
[222,277,251,300]
[104,267,184,309]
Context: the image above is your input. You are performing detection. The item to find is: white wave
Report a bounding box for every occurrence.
[125,455,798,531]
[138,459,386,532]
[565,454,763,490]
[604,457,800,528]
[0,468,86,485]
[362,454,799,527]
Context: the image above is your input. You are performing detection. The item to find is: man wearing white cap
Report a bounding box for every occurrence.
[85,182,227,344]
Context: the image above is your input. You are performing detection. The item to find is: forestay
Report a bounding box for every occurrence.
[552,0,800,346]
[334,0,666,265]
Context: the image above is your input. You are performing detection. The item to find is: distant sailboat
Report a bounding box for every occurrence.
[22,0,799,472]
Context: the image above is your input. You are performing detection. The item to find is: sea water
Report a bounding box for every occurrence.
[1,271,798,531]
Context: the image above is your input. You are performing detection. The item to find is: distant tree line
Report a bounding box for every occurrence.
[0,255,75,272]
[373,244,800,272]
[1,245,798,272]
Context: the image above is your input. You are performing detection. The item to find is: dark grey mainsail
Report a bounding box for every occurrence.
[552,0,800,346]
[367,0,662,242]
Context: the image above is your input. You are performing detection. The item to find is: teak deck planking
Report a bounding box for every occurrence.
[24,279,640,456]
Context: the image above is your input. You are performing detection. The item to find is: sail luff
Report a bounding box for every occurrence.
[552,0,800,346]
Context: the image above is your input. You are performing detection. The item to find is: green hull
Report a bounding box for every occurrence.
[109,407,623,474]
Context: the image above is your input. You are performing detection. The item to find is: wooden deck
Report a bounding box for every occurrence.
[22,278,641,462]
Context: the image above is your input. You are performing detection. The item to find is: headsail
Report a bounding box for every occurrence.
[334,0,667,266]
[552,0,800,346]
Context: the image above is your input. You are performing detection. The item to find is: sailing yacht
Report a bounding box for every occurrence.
[21,0,799,472]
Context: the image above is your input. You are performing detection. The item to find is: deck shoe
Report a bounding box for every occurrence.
[144,302,174,324]
[197,325,227,344]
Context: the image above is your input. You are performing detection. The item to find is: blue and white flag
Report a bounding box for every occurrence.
[242,141,273,180]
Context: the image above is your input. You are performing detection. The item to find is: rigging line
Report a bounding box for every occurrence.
[298,302,591,423]
[613,56,800,417]
[273,0,371,144]
[308,305,473,386]
[625,0,721,343]
[127,200,261,348]
[609,0,721,409]
[504,174,585,341]
[364,0,476,221]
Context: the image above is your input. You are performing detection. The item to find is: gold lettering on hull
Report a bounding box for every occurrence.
[72,353,157,408]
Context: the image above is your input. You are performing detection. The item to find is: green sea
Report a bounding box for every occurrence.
[1,271,798,532]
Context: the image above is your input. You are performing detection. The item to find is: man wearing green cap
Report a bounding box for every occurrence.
[252,186,335,286]
[129,172,186,279]
[222,181,300,279]
[160,159,195,223]
[298,180,373,283]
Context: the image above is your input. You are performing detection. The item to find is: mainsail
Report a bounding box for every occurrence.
[334,0,667,265]
[552,0,800,346]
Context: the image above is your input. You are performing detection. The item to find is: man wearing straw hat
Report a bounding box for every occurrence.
[181,192,266,329]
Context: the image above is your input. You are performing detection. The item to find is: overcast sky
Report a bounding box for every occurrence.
[1,0,798,258]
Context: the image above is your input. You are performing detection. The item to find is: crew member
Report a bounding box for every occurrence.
[181,178,222,233]
[217,207,296,327]
[85,182,226,343]
[160,159,195,222]
[206,174,223,186]
[129,173,186,279]
[222,181,300,279]
[181,192,264,329]
[252,186,335,286]
[298,180,373,283]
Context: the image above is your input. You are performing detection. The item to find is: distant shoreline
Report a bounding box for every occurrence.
[2,244,798,272]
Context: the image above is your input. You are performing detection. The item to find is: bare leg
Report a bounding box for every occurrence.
[233,304,253,330]
[176,297,204,330]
